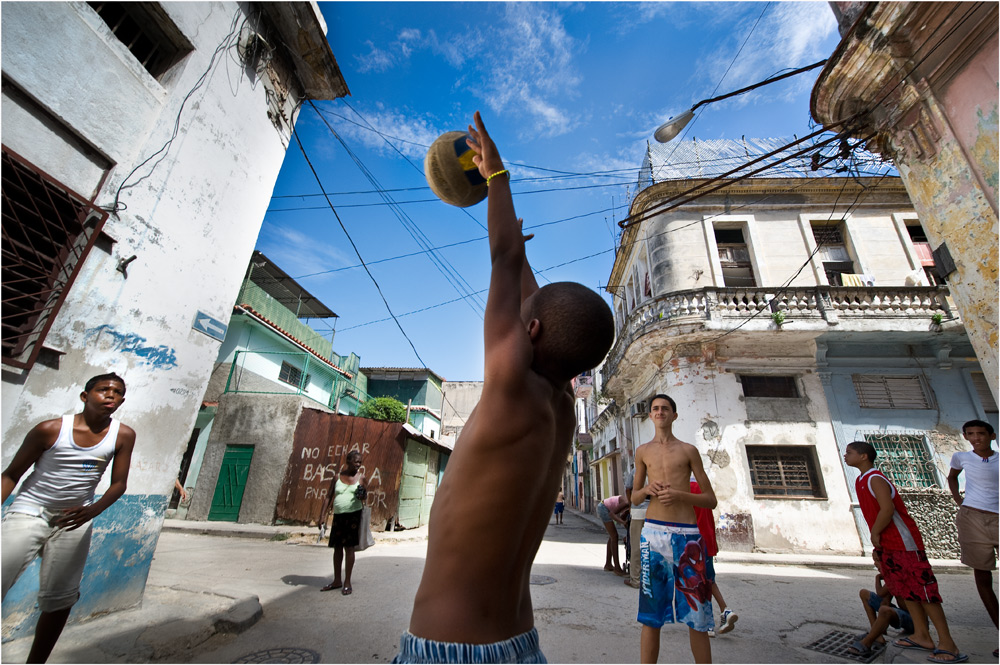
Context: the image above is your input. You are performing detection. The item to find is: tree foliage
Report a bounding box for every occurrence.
[357,396,407,423]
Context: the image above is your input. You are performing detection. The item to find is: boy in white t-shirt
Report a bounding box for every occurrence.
[947,419,998,655]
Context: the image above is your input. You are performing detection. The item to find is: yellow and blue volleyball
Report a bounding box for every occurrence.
[424,131,488,207]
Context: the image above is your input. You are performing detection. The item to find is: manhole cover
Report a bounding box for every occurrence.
[530,575,556,585]
[804,630,885,663]
[233,647,321,664]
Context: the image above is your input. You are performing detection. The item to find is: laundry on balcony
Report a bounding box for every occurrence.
[841,273,874,287]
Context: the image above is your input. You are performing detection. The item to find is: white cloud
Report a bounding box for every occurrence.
[354,40,397,74]
[703,2,837,95]
[322,104,444,160]
[257,222,355,282]
[353,4,584,139]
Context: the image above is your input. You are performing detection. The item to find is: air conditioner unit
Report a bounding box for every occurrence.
[630,401,647,418]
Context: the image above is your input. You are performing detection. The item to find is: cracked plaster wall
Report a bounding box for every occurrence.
[1,2,315,634]
[630,355,861,554]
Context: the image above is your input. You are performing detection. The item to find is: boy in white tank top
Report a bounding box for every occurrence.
[2,372,136,663]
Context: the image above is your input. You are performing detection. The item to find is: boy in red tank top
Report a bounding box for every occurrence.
[844,441,967,663]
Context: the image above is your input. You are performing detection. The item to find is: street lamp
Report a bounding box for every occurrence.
[654,59,828,143]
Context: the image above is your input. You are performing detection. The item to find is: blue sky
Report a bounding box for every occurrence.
[257,1,841,381]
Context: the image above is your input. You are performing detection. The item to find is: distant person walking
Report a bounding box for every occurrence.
[947,419,998,657]
[596,492,630,575]
[553,487,565,525]
[844,441,967,663]
[2,373,136,663]
[320,450,366,596]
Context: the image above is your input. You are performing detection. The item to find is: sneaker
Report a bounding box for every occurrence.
[718,609,738,634]
[707,629,716,638]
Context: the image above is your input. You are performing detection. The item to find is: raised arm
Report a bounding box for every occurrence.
[467,112,530,378]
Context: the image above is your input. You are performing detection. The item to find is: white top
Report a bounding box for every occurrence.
[10,415,120,514]
[950,449,999,513]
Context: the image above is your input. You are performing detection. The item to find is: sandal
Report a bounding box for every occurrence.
[848,640,872,657]
[320,581,342,592]
[342,585,352,596]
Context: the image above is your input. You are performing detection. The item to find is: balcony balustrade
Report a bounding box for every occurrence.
[603,285,954,381]
[573,373,594,398]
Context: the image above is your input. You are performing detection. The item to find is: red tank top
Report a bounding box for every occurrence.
[855,468,924,551]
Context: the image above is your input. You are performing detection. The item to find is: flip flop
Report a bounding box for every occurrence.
[320,581,342,592]
[926,649,968,663]
[848,640,872,657]
[342,585,352,596]
[893,637,933,651]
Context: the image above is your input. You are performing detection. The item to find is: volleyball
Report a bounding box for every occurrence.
[424,131,488,207]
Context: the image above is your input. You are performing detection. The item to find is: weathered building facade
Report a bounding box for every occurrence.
[813,1,999,401]
[363,367,445,440]
[172,250,363,520]
[598,138,996,554]
[1,1,346,638]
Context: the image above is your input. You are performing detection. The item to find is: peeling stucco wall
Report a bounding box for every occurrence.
[1,2,338,636]
[629,356,861,554]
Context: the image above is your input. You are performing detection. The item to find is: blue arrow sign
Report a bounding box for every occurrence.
[192,310,228,341]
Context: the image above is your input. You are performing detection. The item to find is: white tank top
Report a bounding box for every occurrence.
[10,415,120,514]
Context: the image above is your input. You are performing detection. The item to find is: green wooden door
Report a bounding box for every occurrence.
[207,445,254,521]
[398,441,428,528]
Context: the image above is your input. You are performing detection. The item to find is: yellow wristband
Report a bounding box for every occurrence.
[486,169,509,186]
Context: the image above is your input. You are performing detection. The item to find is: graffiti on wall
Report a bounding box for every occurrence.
[276,410,407,529]
[84,325,177,369]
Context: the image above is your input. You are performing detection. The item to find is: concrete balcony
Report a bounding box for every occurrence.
[602,285,955,391]
[572,373,594,399]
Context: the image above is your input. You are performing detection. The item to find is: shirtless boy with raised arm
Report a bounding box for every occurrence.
[632,394,717,664]
[394,112,615,664]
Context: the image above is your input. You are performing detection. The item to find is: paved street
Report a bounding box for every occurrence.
[2,510,996,663]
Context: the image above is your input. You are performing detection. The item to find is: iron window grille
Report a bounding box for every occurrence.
[278,360,310,389]
[87,2,191,80]
[2,147,108,370]
[861,432,937,489]
[746,445,825,498]
[852,374,934,409]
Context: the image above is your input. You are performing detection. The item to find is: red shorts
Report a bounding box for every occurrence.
[877,548,942,604]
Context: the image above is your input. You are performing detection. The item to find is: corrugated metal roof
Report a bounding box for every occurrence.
[361,367,447,383]
[638,136,890,188]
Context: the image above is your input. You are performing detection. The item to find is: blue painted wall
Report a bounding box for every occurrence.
[1,494,165,642]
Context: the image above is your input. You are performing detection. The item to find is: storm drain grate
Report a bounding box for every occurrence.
[805,630,885,663]
[233,647,321,664]
[530,575,556,585]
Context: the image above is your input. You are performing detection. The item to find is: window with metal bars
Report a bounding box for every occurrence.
[278,360,310,389]
[746,445,825,498]
[1,148,108,370]
[852,374,933,409]
[862,432,937,489]
[88,2,189,79]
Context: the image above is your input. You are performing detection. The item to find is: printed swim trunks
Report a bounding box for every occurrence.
[638,519,714,633]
